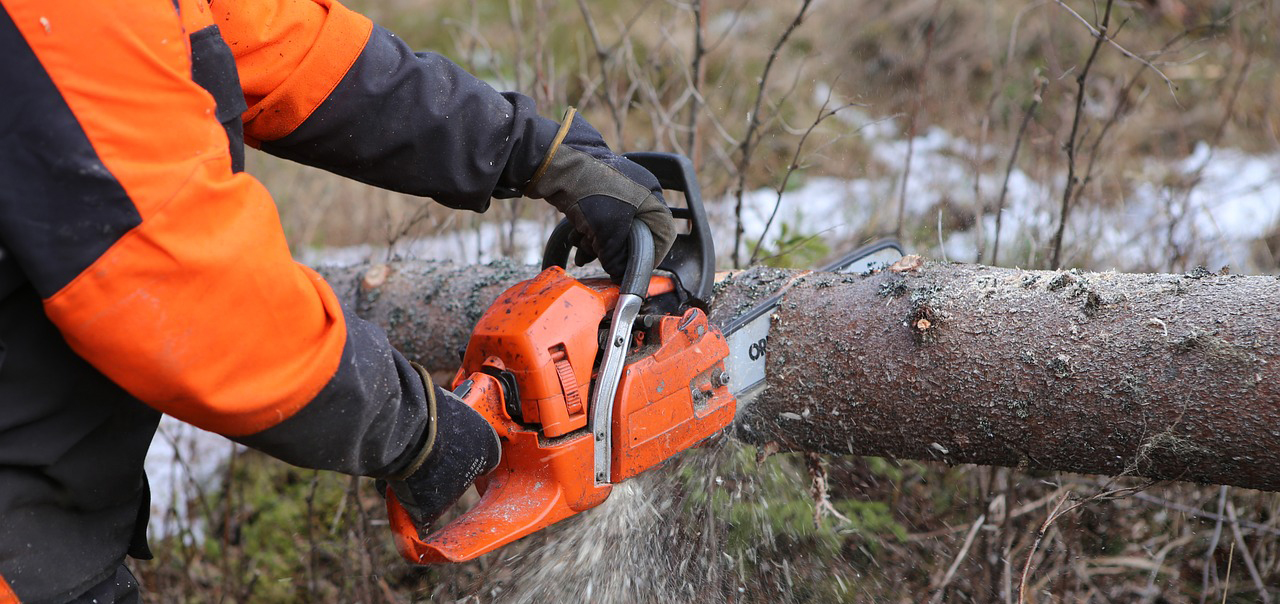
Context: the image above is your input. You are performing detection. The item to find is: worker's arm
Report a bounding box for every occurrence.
[213,0,552,211]
[213,0,676,277]
[0,0,448,480]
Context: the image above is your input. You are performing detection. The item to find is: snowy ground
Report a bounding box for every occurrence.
[144,125,1280,538]
[145,418,242,540]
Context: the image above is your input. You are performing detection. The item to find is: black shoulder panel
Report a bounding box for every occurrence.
[190,25,248,173]
[0,8,142,298]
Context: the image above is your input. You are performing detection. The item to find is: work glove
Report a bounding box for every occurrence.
[524,108,676,282]
[380,364,501,532]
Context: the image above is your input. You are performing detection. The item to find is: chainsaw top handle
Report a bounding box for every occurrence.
[542,214,654,299]
[540,152,715,303]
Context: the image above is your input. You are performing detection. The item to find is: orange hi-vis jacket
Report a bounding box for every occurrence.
[0,0,558,601]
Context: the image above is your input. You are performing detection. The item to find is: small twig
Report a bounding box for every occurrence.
[305,471,321,597]
[731,0,814,268]
[1001,523,1018,604]
[929,513,986,604]
[1210,46,1253,147]
[601,0,654,58]
[992,76,1046,266]
[754,225,843,267]
[1050,0,1113,270]
[895,0,944,240]
[936,209,948,262]
[1115,490,1280,543]
[1200,486,1230,604]
[574,0,620,139]
[906,487,1062,542]
[221,442,239,591]
[975,0,1049,259]
[1069,9,1236,240]
[749,93,856,264]
[1140,534,1197,604]
[347,476,375,604]
[1222,540,1235,604]
[1052,0,1179,102]
[805,453,851,527]
[506,0,525,91]
[1226,501,1273,604]
[685,0,706,165]
[1072,56,1142,207]
[971,104,992,264]
[385,202,436,261]
[531,0,553,118]
[574,0,654,143]
[1018,480,1153,602]
[1018,491,1070,603]
[329,479,350,535]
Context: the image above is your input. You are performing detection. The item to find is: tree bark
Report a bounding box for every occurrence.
[319,259,540,372]
[317,260,1280,492]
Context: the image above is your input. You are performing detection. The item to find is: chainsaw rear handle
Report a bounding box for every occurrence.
[543,219,654,298]
[541,152,715,303]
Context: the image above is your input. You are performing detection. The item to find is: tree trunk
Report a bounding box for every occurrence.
[317,260,1280,492]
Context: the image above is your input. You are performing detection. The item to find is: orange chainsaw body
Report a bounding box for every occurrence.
[611,309,735,482]
[387,266,735,564]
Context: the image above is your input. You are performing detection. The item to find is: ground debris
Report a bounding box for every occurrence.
[889,255,925,273]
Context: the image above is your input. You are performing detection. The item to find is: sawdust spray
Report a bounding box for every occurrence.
[492,440,736,603]
[478,433,858,603]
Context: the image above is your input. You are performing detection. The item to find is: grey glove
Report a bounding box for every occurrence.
[524,108,676,281]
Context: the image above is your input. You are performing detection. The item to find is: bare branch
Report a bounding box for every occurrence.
[929,513,987,604]
[1052,0,1180,101]
[685,0,706,164]
[1050,0,1113,270]
[731,0,814,268]
[1199,486,1230,604]
[895,0,945,241]
[992,76,1046,266]
[749,93,856,265]
[1226,502,1274,604]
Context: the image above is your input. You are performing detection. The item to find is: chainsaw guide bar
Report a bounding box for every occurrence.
[721,240,904,406]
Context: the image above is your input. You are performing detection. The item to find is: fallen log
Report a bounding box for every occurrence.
[316,260,1280,492]
[319,259,540,372]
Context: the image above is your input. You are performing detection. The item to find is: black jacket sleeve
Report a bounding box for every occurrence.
[235,307,431,479]
[260,26,560,211]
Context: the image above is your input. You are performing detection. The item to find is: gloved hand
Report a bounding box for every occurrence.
[380,364,501,532]
[524,108,676,282]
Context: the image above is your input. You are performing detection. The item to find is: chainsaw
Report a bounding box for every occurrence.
[385,152,903,564]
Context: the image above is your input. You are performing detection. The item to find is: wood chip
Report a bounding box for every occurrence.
[889,254,925,273]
